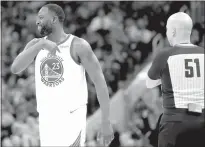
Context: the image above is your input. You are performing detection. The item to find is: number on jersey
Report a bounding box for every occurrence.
[184,58,201,78]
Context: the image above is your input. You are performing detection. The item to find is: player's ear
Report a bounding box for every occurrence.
[52,16,58,24]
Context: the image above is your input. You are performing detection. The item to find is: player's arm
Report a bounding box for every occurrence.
[11,38,59,74]
[146,51,166,88]
[73,37,110,123]
[11,38,42,74]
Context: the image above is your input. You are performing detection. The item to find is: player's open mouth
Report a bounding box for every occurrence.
[38,25,42,30]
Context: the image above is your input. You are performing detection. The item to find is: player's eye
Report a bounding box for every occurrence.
[39,16,44,20]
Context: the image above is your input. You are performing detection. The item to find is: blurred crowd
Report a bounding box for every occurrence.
[1,1,204,147]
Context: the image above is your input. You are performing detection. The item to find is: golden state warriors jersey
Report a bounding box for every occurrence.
[35,34,88,113]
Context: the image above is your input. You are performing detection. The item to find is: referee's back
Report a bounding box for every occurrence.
[160,44,204,110]
[159,44,204,147]
[148,12,204,147]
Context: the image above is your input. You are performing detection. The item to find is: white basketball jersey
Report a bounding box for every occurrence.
[35,34,88,113]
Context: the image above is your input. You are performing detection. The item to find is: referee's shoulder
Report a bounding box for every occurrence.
[160,47,173,53]
[195,45,205,53]
[155,47,173,59]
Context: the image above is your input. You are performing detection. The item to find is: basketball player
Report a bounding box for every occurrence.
[146,12,204,147]
[11,4,114,147]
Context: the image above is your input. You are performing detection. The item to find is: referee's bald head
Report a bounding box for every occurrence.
[166,12,193,46]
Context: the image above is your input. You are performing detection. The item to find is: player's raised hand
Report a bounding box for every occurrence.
[40,39,61,55]
[97,121,114,147]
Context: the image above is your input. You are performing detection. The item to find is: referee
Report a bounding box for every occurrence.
[146,12,204,147]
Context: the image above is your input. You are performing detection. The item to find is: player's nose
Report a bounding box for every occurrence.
[36,19,40,26]
[36,21,40,26]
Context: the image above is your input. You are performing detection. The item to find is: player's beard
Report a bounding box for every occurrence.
[39,22,53,37]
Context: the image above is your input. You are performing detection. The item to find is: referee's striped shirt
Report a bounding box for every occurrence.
[148,44,204,109]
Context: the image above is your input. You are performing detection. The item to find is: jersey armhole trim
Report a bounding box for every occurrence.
[70,36,81,65]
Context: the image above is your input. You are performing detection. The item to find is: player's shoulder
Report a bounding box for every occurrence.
[72,35,90,48]
[71,35,92,57]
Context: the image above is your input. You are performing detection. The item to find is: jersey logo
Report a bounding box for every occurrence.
[40,53,64,87]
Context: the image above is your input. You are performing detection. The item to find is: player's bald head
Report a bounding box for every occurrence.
[167,12,193,35]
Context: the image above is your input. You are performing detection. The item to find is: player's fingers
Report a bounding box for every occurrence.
[96,136,100,142]
[50,49,56,55]
[104,138,113,147]
[96,132,101,142]
[105,134,114,141]
[108,135,114,144]
[103,135,114,146]
[104,139,111,147]
[112,134,114,140]
[98,133,108,146]
[56,46,61,53]
[97,138,103,146]
[50,47,59,55]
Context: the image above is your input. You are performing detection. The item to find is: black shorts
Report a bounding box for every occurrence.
[158,108,205,147]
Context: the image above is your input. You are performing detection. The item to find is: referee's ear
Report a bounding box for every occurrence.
[173,28,176,37]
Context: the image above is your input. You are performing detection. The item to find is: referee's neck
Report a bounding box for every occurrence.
[173,39,191,46]
[174,42,195,47]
